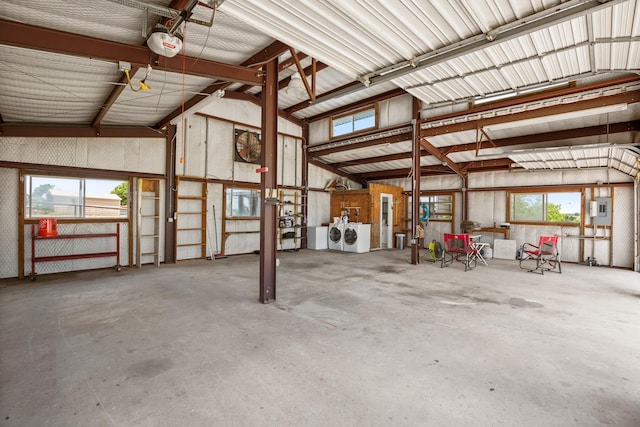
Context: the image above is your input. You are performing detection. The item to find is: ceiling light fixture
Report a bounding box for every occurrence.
[286,72,308,99]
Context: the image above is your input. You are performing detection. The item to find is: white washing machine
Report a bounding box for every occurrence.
[328,223,344,251]
[343,223,371,253]
[307,226,328,250]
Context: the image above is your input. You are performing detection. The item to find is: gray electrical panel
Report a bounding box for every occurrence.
[593,197,612,226]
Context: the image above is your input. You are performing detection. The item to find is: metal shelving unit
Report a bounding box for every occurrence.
[137,179,160,267]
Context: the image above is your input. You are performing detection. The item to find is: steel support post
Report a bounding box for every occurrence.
[259,58,279,303]
[411,96,422,264]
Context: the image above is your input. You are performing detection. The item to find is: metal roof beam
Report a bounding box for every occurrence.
[421,90,640,137]
[359,166,452,180]
[310,130,412,158]
[93,0,196,129]
[0,19,264,85]
[360,161,513,181]
[308,159,365,184]
[304,88,406,122]
[155,40,290,129]
[333,152,415,169]
[419,138,464,177]
[324,121,638,170]
[460,158,514,174]
[92,67,140,130]
[0,124,164,138]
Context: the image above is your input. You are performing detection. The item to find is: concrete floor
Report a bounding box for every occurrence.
[1,249,639,427]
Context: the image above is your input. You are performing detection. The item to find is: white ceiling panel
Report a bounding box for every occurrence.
[0,45,119,124]
[103,70,213,126]
[0,0,154,45]
[315,140,413,164]
[344,159,412,174]
[182,8,275,65]
[1,0,639,180]
[297,81,399,119]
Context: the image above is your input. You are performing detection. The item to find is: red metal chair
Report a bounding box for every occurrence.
[519,235,561,274]
[441,233,476,271]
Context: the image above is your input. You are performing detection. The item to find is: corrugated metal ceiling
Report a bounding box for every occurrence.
[0,0,639,179]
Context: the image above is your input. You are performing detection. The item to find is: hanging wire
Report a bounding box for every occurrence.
[155,55,169,112]
[190,2,218,65]
[124,66,152,92]
[179,22,187,165]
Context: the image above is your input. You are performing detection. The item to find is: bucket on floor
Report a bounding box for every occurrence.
[483,246,492,259]
[38,218,58,237]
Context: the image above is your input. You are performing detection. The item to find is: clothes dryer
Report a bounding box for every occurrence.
[328,223,344,251]
[343,223,371,253]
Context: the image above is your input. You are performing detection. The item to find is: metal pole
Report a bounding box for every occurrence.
[259,57,278,303]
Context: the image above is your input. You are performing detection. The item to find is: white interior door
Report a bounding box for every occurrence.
[380,193,393,249]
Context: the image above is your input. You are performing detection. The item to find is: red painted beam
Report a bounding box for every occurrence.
[0,19,263,85]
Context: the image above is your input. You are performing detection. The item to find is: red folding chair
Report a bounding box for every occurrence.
[519,235,561,274]
[441,233,476,271]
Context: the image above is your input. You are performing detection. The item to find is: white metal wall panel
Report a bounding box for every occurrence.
[480,169,632,189]
[139,138,166,176]
[25,222,129,277]
[183,116,208,178]
[509,225,580,263]
[308,164,333,190]
[223,220,260,255]
[139,190,157,265]
[233,161,261,184]
[307,163,361,191]
[420,175,464,192]
[583,187,613,265]
[468,191,500,229]
[176,104,302,183]
[135,179,165,265]
[0,137,165,174]
[0,168,19,279]
[206,119,234,180]
[279,135,300,187]
[198,98,262,131]
[308,119,329,146]
[612,187,634,268]
[176,180,205,261]
[85,137,122,170]
[307,191,331,227]
[206,183,224,257]
[375,178,410,191]
[378,95,413,128]
[423,221,452,249]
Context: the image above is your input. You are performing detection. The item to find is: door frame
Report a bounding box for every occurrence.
[380,193,393,249]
